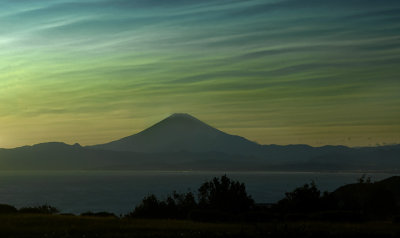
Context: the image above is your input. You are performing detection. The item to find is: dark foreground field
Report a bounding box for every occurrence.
[1,214,400,238]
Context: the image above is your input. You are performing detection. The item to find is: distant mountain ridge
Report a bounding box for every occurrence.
[0,113,399,171]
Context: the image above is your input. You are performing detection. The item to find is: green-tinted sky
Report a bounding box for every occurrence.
[1,0,399,148]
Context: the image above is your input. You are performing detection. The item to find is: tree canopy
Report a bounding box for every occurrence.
[198,175,254,213]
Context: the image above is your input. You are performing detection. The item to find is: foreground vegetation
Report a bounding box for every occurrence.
[128,175,400,222]
[2,175,400,237]
[1,213,400,238]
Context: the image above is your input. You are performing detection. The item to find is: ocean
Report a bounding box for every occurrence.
[0,171,396,215]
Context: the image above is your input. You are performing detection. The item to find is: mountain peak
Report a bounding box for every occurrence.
[169,113,194,118]
[166,113,199,122]
[148,113,212,133]
[90,113,261,153]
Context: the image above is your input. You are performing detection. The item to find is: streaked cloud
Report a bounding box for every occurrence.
[0,0,399,147]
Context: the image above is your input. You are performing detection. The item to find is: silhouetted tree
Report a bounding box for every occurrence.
[198,175,254,213]
[130,194,165,218]
[129,191,197,219]
[129,175,254,219]
[358,174,372,184]
[278,181,322,213]
[170,191,197,217]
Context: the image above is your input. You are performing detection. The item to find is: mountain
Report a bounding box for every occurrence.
[89,113,400,171]
[0,113,399,171]
[89,113,263,154]
[0,142,262,171]
[0,142,136,170]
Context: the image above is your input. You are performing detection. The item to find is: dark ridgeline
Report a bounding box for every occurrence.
[269,175,400,222]
[0,204,58,215]
[0,113,399,171]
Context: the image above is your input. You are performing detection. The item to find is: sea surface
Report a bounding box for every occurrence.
[0,171,396,215]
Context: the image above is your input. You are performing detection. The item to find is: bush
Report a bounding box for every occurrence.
[188,209,231,222]
[81,211,116,217]
[393,215,400,223]
[309,211,366,222]
[237,211,280,222]
[0,204,17,214]
[19,205,59,214]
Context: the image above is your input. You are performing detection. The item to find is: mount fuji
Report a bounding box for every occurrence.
[89,113,263,155]
[0,113,399,171]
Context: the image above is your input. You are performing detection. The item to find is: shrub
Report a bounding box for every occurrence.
[237,211,280,222]
[0,204,17,214]
[80,211,116,217]
[188,209,231,222]
[19,205,59,214]
[309,211,366,222]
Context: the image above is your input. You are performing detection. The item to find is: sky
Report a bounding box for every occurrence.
[0,0,399,148]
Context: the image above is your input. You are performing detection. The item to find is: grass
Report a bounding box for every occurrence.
[1,214,400,237]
